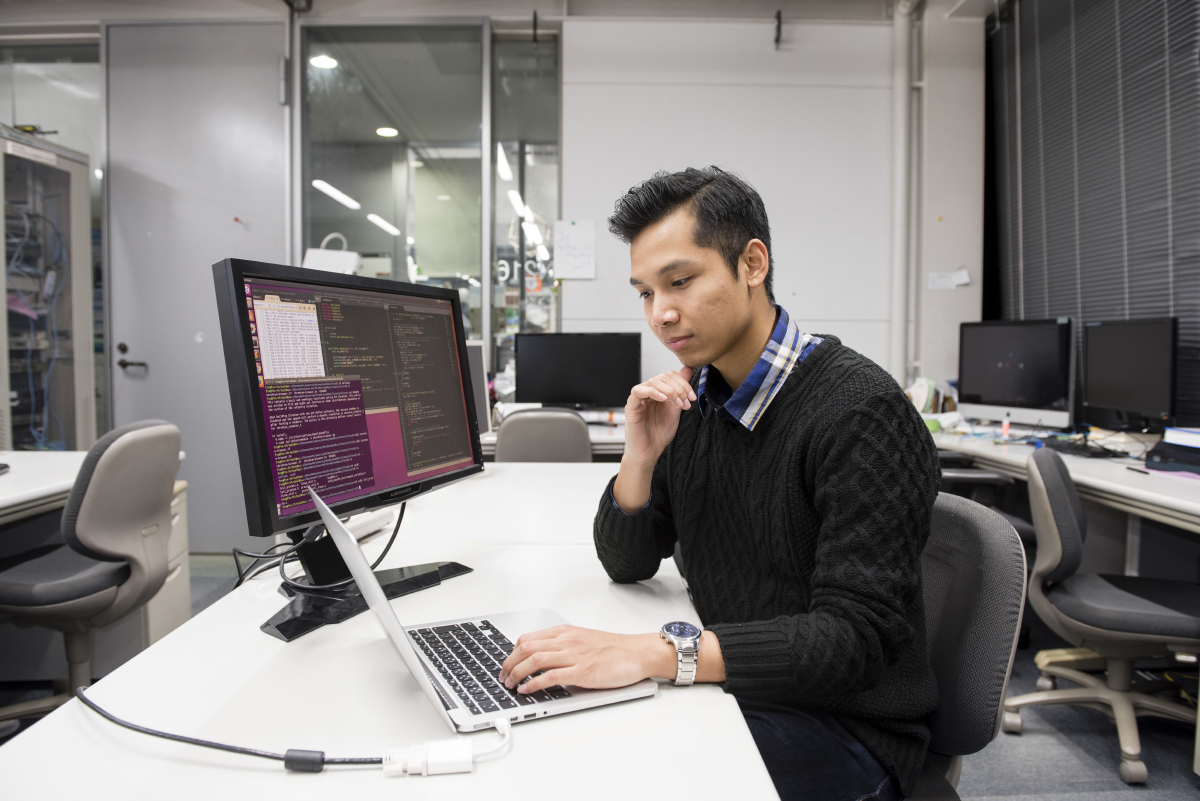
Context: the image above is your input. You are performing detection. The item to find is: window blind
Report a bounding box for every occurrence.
[989,0,1200,426]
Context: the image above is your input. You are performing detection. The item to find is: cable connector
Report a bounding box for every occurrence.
[382,718,512,777]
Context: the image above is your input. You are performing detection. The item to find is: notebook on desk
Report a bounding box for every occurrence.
[309,488,658,733]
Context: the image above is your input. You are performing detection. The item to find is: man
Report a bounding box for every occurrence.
[499,167,940,800]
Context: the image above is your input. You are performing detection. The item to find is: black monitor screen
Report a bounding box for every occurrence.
[959,319,1072,411]
[241,275,475,519]
[1083,318,1176,420]
[515,334,640,407]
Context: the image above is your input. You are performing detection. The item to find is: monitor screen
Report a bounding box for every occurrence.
[958,319,1073,423]
[214,259,482,537]
[1083,317,1176,421]
[515,333,640,407]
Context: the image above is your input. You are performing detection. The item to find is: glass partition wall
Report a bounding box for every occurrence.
[490,38,559,401]
[300,25,560,410]
[302,25,485,336]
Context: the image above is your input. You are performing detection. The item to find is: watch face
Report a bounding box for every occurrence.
[664,621,701,639]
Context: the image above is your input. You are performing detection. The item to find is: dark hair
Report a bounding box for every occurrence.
[607,166,774,302]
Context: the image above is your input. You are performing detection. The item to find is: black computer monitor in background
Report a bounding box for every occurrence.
[1083,317,1176,430]
[957,318,1074,429]
[515,333,640,408]
[212,259,483,541]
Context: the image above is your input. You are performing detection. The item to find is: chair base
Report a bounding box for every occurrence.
[1003,664,1196,785]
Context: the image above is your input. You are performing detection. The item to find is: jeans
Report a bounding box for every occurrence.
[738,699,901,801]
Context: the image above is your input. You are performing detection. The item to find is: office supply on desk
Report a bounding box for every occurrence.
[1164,427,1200,450]
[515,332,640,408]
[1002,449,1199,785]
[957,318,1074,429]
[1039,437,1118,459]
[910,493,1026,799]
[1146,441,1200,476]
[1083,318,1176,431]
[0,420,181,725]
[494,408,591,463]
[212,259,485,633]
[0,463,9,476]
[312,488,658,733]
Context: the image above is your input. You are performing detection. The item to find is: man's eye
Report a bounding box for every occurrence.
[639,290,652,299]
[672,277,690,288]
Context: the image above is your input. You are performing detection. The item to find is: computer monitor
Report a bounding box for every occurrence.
[515,333,640,408]
[213,258,483,539]
[958,318,1074,429]
[1083,317,1176,429]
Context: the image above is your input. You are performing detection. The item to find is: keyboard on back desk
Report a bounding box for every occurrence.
[407,620,573,716]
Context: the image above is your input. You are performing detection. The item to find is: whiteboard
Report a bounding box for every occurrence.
[553,220,595,279]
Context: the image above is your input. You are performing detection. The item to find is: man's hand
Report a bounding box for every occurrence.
[613,367,697,512]
[497,625,674,694]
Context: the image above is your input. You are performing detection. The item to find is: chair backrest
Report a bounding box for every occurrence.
[494,408,591,463]
[1026,448,1087,583]
[62,420,182,625]
[922,493,1027,756]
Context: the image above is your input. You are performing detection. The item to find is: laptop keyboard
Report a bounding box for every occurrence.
[408,620,573,716]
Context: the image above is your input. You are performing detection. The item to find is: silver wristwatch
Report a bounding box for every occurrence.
[659,621,702,686]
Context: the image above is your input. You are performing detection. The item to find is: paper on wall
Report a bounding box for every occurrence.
[553,220,595,279]
[927,267,971,291]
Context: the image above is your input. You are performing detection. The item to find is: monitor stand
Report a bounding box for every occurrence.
[259,534,473,642]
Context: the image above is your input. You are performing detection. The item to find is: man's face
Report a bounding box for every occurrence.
[629,207,755,368]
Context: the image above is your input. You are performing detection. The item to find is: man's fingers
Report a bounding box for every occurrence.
[518,668,574,695]
[503,649,569,689]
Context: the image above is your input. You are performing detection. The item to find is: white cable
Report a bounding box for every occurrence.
[382,717,512,777]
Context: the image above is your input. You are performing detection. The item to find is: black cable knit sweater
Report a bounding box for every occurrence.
[593,336,941,796]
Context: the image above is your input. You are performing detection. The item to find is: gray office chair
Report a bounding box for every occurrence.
[1001,448,1199,784]
[0,420,182,724]
[494,408,591,463]
[911,493,1027,800]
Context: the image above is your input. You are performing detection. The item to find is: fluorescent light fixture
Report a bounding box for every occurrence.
[437,194,451,201]
[536,244,550,262]
[522,221,543,245]
[406,236,414,245]
[309,55,338,69]
[526,152,534,166]
[467,276,481,288]
[523,205,534,223]
[367,213,401,236]
[507,189,525,217]
[412,160,424,168]
[376,127,398,137]
[311,180,360,210]
[1176,652,1198,664]
[93,168,103,180]
[496,144,513,181]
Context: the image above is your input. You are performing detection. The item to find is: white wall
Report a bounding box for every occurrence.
[917,0,986,389]
[560,19,895,380]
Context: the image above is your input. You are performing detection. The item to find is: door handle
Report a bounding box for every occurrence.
[118,359,148,370]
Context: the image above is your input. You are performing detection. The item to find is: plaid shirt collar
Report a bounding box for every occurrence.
[696,306,822,431]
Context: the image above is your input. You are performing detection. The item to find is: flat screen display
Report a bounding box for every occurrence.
[243,276,475,518]
[515,333,640,407]
[1083,318,1175,420]
[959,320,1072,412]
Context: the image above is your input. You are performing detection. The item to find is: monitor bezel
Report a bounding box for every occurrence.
[513,332,641,407]
[957,318,1075,430]
[1082,316,1177,425]
[213,258,484,538]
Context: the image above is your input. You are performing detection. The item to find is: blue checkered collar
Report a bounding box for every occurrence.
[696,306,823,431]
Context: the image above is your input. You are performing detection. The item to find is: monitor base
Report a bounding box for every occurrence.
[260,561,473,642]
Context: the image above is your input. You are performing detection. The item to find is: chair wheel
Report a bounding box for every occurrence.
[1001,711,1023,734]
[1119,760,1148,784]
[1036,675,1056,692]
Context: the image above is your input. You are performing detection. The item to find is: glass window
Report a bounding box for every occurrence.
[301,26,484,336]
[490,37,559,402]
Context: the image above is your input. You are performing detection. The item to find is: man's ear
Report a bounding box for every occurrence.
[742,239,769,290]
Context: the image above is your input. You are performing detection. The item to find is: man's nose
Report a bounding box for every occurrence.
[652,299,679,328]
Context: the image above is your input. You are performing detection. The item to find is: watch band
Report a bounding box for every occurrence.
[674,639,698,686]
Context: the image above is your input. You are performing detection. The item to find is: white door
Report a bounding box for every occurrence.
[107,22,286,552]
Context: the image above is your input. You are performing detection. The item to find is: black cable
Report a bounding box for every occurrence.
[231,539,303,588]
[278,502,406,593]
[75,687,381,770]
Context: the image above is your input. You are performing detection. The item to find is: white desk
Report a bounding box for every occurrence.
[0,464,775,799]
[0,451,88,525]
[479,426,625,458]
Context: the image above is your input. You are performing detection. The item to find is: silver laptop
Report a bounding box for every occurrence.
[309,488,658,733]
